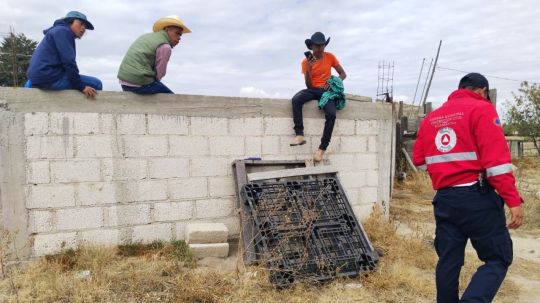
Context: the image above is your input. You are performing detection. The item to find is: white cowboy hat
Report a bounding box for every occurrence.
[152,15,191,33]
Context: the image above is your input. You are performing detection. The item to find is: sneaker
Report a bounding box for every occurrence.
[313,149,325,162]
[290,135,306,146]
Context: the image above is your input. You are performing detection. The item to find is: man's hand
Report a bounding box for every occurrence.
[306,56,316,70]
[323,83,330,90]
[508,205,524,229]
[82,86,97,99]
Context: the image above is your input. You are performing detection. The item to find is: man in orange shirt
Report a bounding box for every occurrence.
[290,32,347,162]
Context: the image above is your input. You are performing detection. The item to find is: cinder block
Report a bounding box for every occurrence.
[209,137,245,156]
[175,221,188,240]
[229,118,263,136]
[334,120,356,136]
[107,204,151,226]
[359,187,378,204]
[24,112,48,135]
[327,154,356,172]
[208,176,236,197]
[99,114,116,134]
[32,232,77,256]
[56,207,103,231]
[366,170,379,187]
[76,135,117,158]
[27,184,75,209]
[245,137,262,157]
[190,117,228,136]
[148,115,189,135]
[185,223,228,244]
[123,136,168,157]
[27,161,50,184]
[352,203,375,221]
[356,154,378,170]
[101,158,147,181]
[264,117,294,135]
[132,223,172,243]
[304,118,324,136]
[169,178,208,199]
[261,136,280,155]
[154,201,193,222]
[28,210,55,233]
[340,136,367,153]
[169,136,208,156]
[189,243,229,258]
[26,136,74,159]
[195,198,234,219]
[338,171,366,189]
[149,158,189,179]
[49,113,100,135]
[116,114,146,134]
[124,180,167,202]
[190,158,229,177]
[213,216,240,237]
[79,228,119,246]
[356,120,379,135]
[77,182,117,205]
[51,160,101,183]
[367,136,378,152]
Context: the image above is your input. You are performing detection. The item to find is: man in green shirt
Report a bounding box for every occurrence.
[118,15,191,94]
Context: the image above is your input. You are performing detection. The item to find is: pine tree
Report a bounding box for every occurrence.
[0,32,38,87]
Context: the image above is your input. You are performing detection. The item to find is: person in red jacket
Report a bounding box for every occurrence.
[413,73,524,303]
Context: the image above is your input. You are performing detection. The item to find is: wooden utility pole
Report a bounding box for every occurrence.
[421,40,442,112]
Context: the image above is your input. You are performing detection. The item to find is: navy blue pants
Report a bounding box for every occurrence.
[121,80,173,94]
[433,185,513,303]
[291,88,336,150]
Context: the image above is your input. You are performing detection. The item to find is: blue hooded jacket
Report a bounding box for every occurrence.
[27,19,84,90]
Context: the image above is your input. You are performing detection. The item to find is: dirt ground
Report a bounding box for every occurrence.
[0,159,539,302]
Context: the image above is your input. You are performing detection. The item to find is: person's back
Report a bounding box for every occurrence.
[26,11,102,99]
[117,15,191,95]
[413,73,523,303]
[27,20,75,86]
[117,31,171,86]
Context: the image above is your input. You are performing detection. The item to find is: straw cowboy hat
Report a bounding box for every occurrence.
[153,15,191,33]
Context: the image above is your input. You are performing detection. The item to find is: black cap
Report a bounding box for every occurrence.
[458,72,490,101]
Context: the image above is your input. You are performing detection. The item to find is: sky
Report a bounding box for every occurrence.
[1,0,539,114]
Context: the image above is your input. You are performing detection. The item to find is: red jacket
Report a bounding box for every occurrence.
[413,89,522,208]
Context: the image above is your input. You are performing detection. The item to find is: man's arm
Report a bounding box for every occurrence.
[155,44,172,81]
[335,64,347,81]
[303,58,314,89]
[472,105,524,228]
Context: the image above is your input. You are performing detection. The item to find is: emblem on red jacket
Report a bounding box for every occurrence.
[435,127,457,153]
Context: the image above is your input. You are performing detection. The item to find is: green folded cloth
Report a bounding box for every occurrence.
[319,75,346,110]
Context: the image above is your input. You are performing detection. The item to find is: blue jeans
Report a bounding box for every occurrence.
[25,74,102,90]
[121,81,173,94]
[433,185,512,303]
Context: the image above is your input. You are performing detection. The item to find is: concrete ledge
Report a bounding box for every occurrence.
[186,223,229,244]
[189,243,229,258]
[0,87,390,120]
[247,165,338,181]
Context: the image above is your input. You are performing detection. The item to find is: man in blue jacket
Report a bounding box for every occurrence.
[26,11,102,99]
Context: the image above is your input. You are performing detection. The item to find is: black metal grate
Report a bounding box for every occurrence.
[242,178,378,287]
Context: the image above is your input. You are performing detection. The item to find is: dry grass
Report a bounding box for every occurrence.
[1,160,538,302]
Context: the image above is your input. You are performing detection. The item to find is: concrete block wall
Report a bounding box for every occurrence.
[0,88,394,257]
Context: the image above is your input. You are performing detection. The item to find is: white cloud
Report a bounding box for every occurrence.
[1,0,539,111]
[239,86,282,98]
